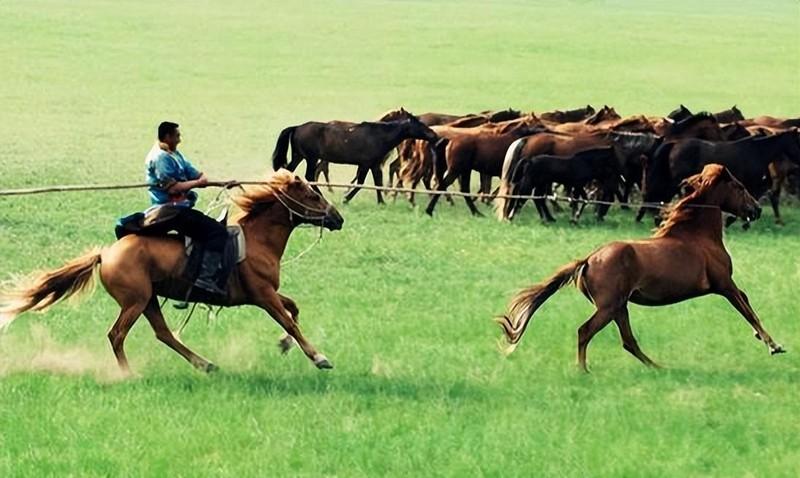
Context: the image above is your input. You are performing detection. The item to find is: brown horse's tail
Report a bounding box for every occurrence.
[495,258,588,355]
[271,126,296,171]
[0,248,102,330]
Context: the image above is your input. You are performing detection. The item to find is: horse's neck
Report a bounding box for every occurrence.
[658,206,723,243]
[239,208,294,258]
[386,124,415,147]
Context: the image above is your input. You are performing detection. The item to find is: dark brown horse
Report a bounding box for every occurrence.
[0,171,345,373]
[497,146,622,223]
[496,164,783,371]
[639,130,800,223]
[272,115,438,204]
[499,130,662,211]
[713,105,745,123]
[667,104,693,122]
[539,105,596,124]
[424,115,544,216]
[654,112,726,141]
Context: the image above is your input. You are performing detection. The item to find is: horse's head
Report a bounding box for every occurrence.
[682,164,761,222]
[403,116,439,143]
[234,170,344,230]
[586,105,620,125]
[668,104,693,122]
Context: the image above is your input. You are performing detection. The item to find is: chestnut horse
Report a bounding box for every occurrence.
[0,171,345,373]
[424,115,544,216]
[496,164,784,371]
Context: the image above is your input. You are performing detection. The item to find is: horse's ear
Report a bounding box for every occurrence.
[680,175,701,195]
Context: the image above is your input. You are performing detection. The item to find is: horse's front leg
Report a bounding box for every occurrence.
[276,293,300,354]
[259,288,332,369]
[720,285,785,355]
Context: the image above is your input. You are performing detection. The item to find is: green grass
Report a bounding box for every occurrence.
[1,0,800,476]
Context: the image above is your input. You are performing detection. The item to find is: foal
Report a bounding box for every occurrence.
[496,164,784,371]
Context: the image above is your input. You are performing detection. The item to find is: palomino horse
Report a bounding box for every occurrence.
[271,115,438,204]
[0,171,345,373]
[496,164,784,371]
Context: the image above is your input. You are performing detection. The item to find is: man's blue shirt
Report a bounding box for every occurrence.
[145,143,201,207]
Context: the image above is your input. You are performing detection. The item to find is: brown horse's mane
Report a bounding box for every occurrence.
[231,170,297,221]
[610,115,653,131]
[653,164,725,238]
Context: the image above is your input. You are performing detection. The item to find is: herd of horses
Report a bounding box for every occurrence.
[272,104,800,226]
[1,105,797,374]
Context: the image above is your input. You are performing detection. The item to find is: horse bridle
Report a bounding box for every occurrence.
[270,186,333,226]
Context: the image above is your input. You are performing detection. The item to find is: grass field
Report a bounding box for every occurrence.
[1,0,800,476]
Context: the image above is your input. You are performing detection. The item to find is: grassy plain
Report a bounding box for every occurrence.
[1,1,799,476]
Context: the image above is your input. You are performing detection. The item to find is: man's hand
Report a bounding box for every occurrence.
[195,173,209,187]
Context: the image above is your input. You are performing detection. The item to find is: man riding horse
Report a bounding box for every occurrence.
[143,121,228,295]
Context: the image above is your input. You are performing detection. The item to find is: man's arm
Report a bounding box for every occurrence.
[167,172,208,194]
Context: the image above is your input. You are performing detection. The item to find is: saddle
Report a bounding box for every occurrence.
[114,206,246,296]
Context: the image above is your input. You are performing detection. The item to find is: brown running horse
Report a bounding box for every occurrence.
[496,164,785,371]
[0,171,345,374]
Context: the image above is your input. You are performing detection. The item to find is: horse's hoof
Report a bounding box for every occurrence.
[314,356,333,370]
[425,209,434,217]
[770,345,786,355]
[203,363,219,373]
[754,331,762,341]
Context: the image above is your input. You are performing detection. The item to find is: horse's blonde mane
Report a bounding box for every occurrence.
[653,164,725,238]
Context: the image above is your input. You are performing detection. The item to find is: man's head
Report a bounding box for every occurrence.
[158,121,181,150]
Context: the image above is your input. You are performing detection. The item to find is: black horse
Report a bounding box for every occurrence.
[272,116,438,203]
[499,147,621,223]
[667,104,693,122]
[714,105,745,123]
[638,130,800,223]
[607,132,664,207]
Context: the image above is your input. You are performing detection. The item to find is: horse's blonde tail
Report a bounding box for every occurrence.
[495,258,587,355]
[0,248,102,330]
[495,137,527,220]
